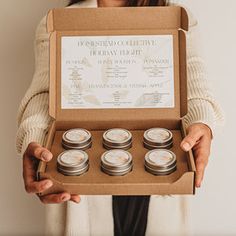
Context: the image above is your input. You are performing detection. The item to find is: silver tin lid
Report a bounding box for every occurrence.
[62,128,92,150]
[101,149,133,176]
[143,128,173,149]
[144,149,177,175]
[57,150,89,176]
[103,129,132,149]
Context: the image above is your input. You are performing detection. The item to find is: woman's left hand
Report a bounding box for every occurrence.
[180,123,212,188]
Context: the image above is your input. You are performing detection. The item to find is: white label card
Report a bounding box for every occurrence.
[61,35,174,109]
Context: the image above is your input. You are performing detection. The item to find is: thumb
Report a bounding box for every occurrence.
[26,142,53,162]
[181,128,203,152]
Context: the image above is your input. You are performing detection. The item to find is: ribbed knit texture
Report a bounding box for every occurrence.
[15,1,224,235]
[16,21,51,154]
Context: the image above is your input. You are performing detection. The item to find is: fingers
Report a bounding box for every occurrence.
[23,150,38,185]
[180,123,212,188]
[195,161,206,188]
[71,195,81,203]
[194,135,211,188]
[40,192,71,204]
[39,193,81,204]
[25,179,53,194]
[23,142,53,194]
[23,152,53,193]
[23,142,81,204]
[26,142,53,162]
[181,127,203,152]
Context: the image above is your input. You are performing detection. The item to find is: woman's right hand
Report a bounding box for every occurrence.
[23,142,81,204]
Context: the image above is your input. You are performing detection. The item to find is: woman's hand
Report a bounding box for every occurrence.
[180,123,212,188]
[23,142,81,204]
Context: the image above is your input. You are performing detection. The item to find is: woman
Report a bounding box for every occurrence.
[17,0,224,235]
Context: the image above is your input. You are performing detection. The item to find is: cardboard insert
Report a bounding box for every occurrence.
[37,6,196,195]
[38,120,195,196]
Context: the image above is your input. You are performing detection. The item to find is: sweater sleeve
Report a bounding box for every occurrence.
[180,4,225,135]
[16,16,52,155]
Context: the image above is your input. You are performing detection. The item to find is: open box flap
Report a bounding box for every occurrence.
[47,7,189,126]
[47,6,189,33]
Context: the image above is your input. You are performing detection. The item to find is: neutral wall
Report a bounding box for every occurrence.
[182,1,236,235]
[0,1,65,235]
[0,0,235,235]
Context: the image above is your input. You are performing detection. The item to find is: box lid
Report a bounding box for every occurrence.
[47,6,189,127]
[47,6,189,32]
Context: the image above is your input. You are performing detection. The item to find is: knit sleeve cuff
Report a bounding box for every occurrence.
[183,99,215,138]
[16,128,48,156]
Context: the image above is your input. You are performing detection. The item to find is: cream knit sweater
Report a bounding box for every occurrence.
[16,0,224,235]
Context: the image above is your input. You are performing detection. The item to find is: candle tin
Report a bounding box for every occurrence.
[143,128,173,149]
[57,150,89,176]
[103,128,132,150]
[62,128,92,150]
[144,149,177,175]
[101,150,133,176]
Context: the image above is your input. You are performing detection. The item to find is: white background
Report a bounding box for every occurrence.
[0,0,235,235]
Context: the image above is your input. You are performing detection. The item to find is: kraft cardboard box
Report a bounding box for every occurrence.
[37,6,196,196]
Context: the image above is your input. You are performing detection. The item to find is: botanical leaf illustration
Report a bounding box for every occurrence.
[83,95,101,106]
[134,93,161,107]
[81,57,92,68]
